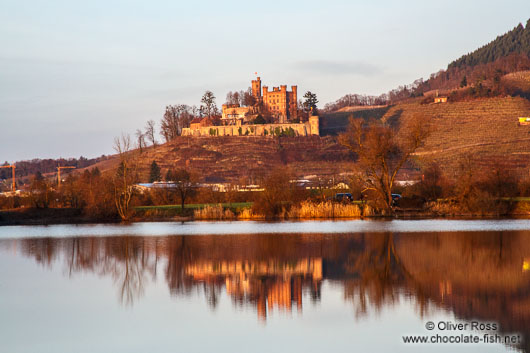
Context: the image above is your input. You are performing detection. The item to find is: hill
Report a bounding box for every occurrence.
[449,19,530,69]
[325,19,530,110]
[381,96,530,174]
[87,136,354,183]
[84,93,530,184]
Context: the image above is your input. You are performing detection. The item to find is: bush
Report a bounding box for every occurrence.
[252,168,302,218]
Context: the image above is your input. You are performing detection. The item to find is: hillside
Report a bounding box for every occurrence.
[83,94,530,184]
[325,19,530,110]
[382,96,530,174]
[449,19,530,69]
[87,136,354,183]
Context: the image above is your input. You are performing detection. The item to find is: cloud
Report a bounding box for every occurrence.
[292,60,381,76]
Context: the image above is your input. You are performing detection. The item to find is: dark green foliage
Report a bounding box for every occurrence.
[253,115,266,124]
[149,160,161,183]
[460,75,467,87]
[303,91,319,112]
[449,20,530,69]
[165,169,175,181]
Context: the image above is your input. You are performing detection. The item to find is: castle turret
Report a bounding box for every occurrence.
[252,77,261,100]
[309,115,319,136]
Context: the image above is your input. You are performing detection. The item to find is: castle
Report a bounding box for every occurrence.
[251,77,298,122]
[182,77,319,137]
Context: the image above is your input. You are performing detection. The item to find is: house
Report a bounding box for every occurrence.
[189,117,213,130]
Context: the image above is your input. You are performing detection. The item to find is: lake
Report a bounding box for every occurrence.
[1,220,529,353]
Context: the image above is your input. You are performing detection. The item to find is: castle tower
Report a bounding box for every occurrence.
[252,77,262,100]
[290,85,298,118]
[309,115,319,136]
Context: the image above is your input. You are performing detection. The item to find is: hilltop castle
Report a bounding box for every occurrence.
[251,77,298,122]
[182,77,319,137]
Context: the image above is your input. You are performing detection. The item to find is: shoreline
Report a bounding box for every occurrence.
[1,207,529,226]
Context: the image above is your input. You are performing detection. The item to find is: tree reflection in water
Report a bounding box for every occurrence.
[4,231,530,351]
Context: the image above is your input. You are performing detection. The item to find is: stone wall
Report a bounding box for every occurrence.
[182,118,319,137]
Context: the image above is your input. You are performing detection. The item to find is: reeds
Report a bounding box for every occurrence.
[193,201,373,220]
[287,201,362,219]
[237,207,264,220]
[193,205,235,220]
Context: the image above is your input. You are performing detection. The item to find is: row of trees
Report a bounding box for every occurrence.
[134,91,221,150]
[0,156,108,184]
[449,20,530,69]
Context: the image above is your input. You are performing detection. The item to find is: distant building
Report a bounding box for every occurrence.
[221,104,256,125]
[183,76,319,137]
[252,77,298,122]
[434,97,448,103]
[189,117,213,130]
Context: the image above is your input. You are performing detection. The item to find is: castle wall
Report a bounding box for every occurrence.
[182,120,319,137]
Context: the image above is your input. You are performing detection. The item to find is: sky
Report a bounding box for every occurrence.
[1,0,529,162]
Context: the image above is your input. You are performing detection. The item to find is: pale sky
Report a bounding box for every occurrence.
[1,0,529,161]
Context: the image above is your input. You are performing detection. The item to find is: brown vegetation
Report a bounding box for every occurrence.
[339,114,429,210]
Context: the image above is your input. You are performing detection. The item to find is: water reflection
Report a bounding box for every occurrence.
[2,231,530,351]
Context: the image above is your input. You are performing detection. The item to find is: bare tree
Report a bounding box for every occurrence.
[135,129,145,153]
[160,105,193,142]
[145,120,156,147]
[240,87,256,107]
[339,115,429,211]
[170,169,197,210]
[113,133,137,221]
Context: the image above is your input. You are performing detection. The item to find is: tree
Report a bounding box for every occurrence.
[171,169,197,209]
[252,168,300,218]
[145,120,156,147]
[113,133,137,221]
[460,75,468,87]
[303,91,319,112]
[160,105,193,142]
[200,91,217,118]
[240,88,256,107]
[339,115,429,211]
[149,161,161,183]
[135,129,145,153]
[29,172,54,208]
[253,115,266,124]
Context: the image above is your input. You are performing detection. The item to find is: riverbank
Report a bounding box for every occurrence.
[0,208,118,226]
[2,199,530,226]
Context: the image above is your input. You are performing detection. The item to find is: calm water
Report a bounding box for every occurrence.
[1,220,529,353]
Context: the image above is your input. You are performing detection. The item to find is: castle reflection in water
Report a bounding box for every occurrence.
[2,231,530,351]
[186,258,322,320]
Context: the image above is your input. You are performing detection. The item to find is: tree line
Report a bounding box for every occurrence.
[324,19,530,111]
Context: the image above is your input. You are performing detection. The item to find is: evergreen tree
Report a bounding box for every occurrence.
[303,91,319,112]
[449,19,530,69]
[165,169,175,182]
[149,160,161,183]
[460,76,467,87]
